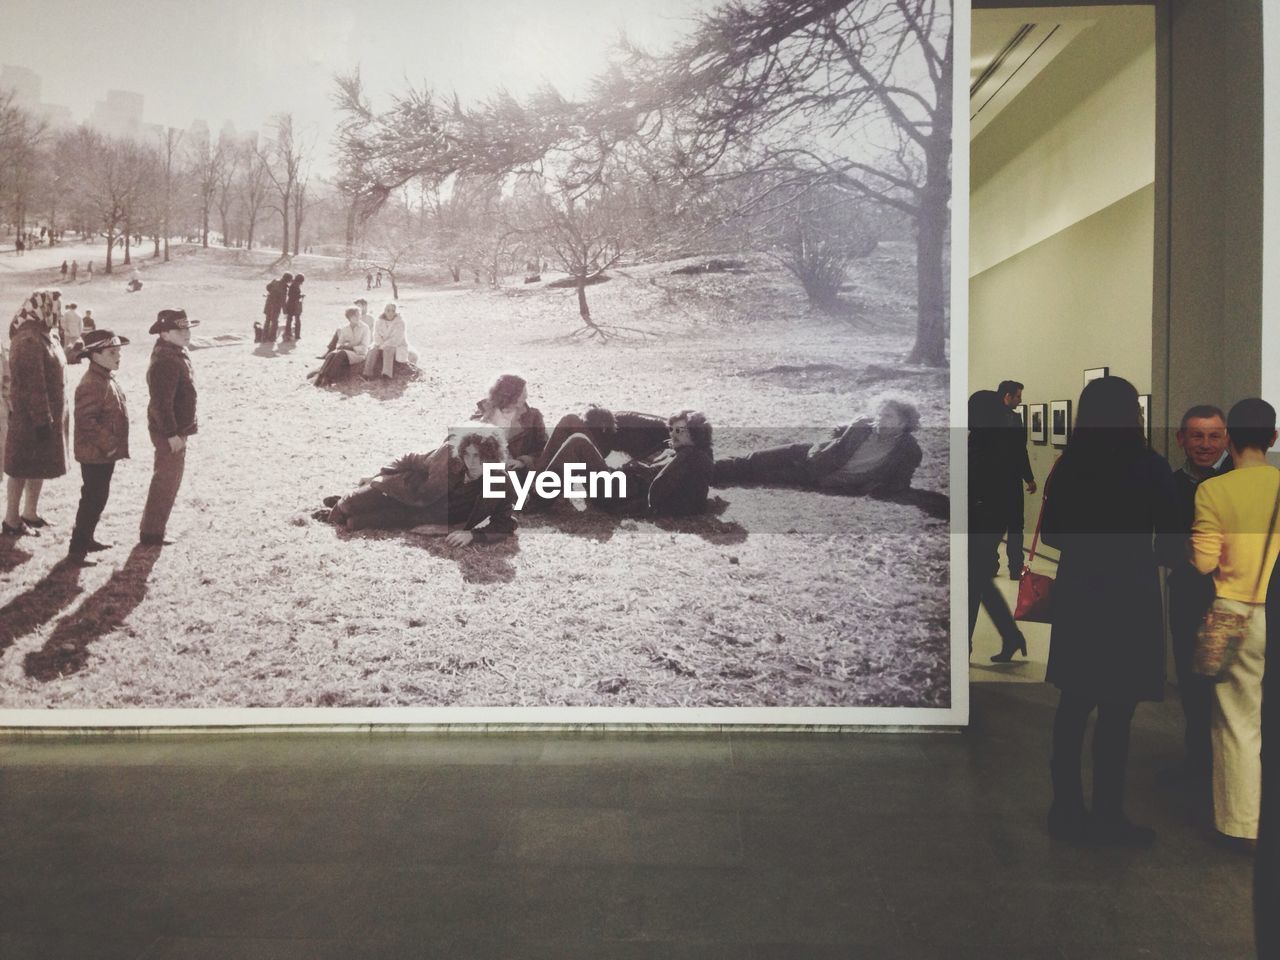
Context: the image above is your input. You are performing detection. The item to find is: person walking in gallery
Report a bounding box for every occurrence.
[362,302,415,379]
[323,431,516,544]
[1190,397,1280,851]
[996,380,1036,578]
[3,291,68,538]
[711,398,923,497]
[311,307,370,387]
[67,328,130,566]
[1155,404,1231,786]
[966,390,1026,661]
[262,272,290,343]
[139,309,199,547]
[1040,376,1180,846]
[471,374,547,470]
[282,274,305,342]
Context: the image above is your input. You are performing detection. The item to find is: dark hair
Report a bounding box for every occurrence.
[968,390,1005,431]
[455,431,507,465]
[583,405,617,439]
[281,273,293,282]
[997,380,1023,399]
[879,398,920,433]
[1066,376,1144,458]
[1226,398,1277,453]
[1179,404,1226,431]
[669,410,713,451]
[487,374,527,411]
[291,274,304,285]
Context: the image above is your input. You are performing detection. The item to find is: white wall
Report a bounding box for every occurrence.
[1264,2,1280,410]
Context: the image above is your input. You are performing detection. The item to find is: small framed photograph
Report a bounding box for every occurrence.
[1029,403,1048,445]
[1015,403,1027,427]
[1138,393,1152,444]
[1050,399,1072,447]
[1084,366,1109,386]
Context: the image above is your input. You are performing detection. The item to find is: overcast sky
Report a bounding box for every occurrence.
[2,0,708,155]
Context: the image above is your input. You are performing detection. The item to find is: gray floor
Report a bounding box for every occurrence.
[0,683,1256,959]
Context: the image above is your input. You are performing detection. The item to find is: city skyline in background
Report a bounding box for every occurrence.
[0,0,707,174]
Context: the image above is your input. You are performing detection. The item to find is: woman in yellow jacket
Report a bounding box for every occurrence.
[1191,397,1280,848]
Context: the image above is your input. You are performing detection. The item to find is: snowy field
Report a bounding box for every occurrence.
[0,241,949,710]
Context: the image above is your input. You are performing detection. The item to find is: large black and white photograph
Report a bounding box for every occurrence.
[0,0,953,718]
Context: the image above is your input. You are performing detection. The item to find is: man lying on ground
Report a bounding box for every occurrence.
[711,398,922,496]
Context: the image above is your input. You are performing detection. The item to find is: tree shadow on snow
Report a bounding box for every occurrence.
[24,545,161,681]
[403,532,520,585]
[0,560,90,655]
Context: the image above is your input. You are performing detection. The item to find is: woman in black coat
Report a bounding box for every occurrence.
[282,274,304,342]
[1040,376,1179,846]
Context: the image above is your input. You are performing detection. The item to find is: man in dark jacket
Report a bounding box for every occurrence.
[997,380,1036,578]
[69,329,131,565]
[262,273,290,343]
[140,309,199,547]
[711,399,922,497]
[1157,404,1230,783]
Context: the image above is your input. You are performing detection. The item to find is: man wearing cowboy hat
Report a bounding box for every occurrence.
[68,329,131,566]
[140,309,199,547]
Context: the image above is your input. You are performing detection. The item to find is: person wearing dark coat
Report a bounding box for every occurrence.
[325,431,516,545]
[996,380,1037,577]
[535,410,715,517]
[282,274,305,342]
[1154,404,1230,784]
[68,329,130,565]
[262,273,290,343]
[3,291,68,538]
[967,390,1026,661]
[470,374,547,469]
[711,398,923,497]
[1040,376,1180,847]
[139,309,199,547]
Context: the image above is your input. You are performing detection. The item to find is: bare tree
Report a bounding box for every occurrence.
[154,127,184,261]
[237,143,270,251]
[212,135,239,247]
[257,113,309,260]
[0,91,48,237]
[69,130,148,274]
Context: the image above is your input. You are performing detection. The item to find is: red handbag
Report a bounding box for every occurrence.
[1013,467,1055,623]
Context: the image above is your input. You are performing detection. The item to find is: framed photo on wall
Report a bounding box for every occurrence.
[1016,403,1027,427]
[1050,399,1072,447]
[1084,366,1109,386]
[1138,393,1152,444]
[1029,403,1048,444]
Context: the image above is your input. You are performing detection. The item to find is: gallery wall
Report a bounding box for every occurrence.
[969,6,1156,547]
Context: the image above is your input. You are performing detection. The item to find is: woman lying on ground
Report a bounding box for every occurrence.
[711,398,923,496]
[323,431,515,546]
[310,308,371,387]
[535,409,714,517]
[471,373,547,470]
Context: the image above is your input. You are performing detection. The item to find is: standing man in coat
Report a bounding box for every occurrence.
[1157,404,1230,784]
[262,273,290,343]
[997,380,1036,578]
[69,329,130,566]
[140,309,198,547]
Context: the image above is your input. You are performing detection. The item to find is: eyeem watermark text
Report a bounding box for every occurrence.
[482,463,627,511]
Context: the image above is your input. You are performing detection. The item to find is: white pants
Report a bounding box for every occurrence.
[1211,597,1266,839]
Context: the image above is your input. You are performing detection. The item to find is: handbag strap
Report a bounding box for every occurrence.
[1023,458,1060,568]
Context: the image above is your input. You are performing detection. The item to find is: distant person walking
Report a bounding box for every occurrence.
[69,259,78,282]
[366,271,372,291]
[140,309,199,547]
[15,237,23,256]
[68,328,131,566]
[60,260,68,278]
[375,270,382,288]
[282,274,304,341]
[3,291,68,538]
[86,261,93,280]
